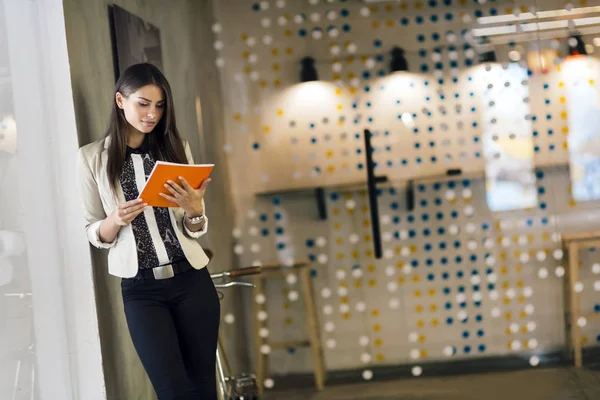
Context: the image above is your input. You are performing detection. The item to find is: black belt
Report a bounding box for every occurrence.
[128,259,194,280]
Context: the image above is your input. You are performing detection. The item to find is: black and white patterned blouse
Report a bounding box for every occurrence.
[120,139,186,269]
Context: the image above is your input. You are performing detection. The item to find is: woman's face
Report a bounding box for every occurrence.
[116,84,165,134]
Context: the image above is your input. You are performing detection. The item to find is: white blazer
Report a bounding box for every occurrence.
[76,136,210,278]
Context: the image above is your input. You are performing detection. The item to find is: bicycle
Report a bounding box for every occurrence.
[211,265,262,400]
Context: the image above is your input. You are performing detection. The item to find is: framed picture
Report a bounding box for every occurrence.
[108,4,163,81]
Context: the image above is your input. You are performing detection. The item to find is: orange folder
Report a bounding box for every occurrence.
[137,161,214,208]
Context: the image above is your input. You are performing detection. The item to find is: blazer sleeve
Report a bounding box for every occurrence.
[182,140,208,239]
[76,148,117,249]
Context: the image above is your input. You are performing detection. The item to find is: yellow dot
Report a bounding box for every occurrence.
[371,309,380,317]
[400,3,408,10]
[563,141,569,149]
[384,4,393,12]
[368,279,376,287]
[505,327,512,335]
[241,33,248,40]
[520,310,528,319]
[518,296,526,305]
[334,222,341,230]
[273,79,281,87]
[284,29,292,37]
[412,275,420,283]
[558,81,564,87]
[365,249,373,258]
[362,205,369,213]
[582,336,589,345]
[363,219,371,228]
[276,109,284,116]
[569,199,577,207]
[233,113,242,121]
[416,304,424,313]
[336,253,344,260]
[332,208,340,216]
[284,302,291,310]
[375,338,383,347]
[420,349,428,358]
[326,150,334,158]
[414,290,422,298]
[259,80,268,88]
[364,235,372,243]
[367,264,375,272]
[560,111,568,120]
[376,353,385,361]
[430,304,437,312]
[354,280,362,288]
[271,48,279,56]
[369,5,379,12]
[386,19,394,27]
[418,335,426,343]
[327,165,335,173]
[396,261,405,269]
[562,126,569,134]
[556,65,562,72]
[285,317,293,325]
[415,1,423,8]
[397,276,405,284]
[243,66,252,74]
[343,313,351,320]
[371,21,380,29]
[560,96,566,104]
[285,47,294,55]
[335,88,342,96]
[417,320,425,328]
[341,296,349,304]
[352,251,360,259]
[373,324,381,332]
[336,237,343,245]
[590,79,595,85]
[409,245,417,253]
[337,104,343,111]
[431,318,439,327]
[505,312,512,320]
[428,288,436,297]
[263,125,271,133]
[503,297,511,305]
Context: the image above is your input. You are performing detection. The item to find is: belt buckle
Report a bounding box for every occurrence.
[153,264,175,280]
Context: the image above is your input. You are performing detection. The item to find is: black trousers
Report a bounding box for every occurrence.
[121,266,220,400]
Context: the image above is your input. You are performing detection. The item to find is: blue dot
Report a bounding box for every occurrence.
[476,314,483,322]
[443,287,451,295]
[442,272,449,280]
[340,9,350,17]
[298,29,307,37]
[274,212,282,220]
[441,257,448,265]
[464,345,471,353]
[373,39,382,48]
[252,3,260,11]
[310,268,318,277]
[426,258,433,266]
[416,16,424,24]
[411,259,419,267]
[261,228,269,236]
[409,230,416,239]
[342,24,351,32]
[445,302,452,310]
[457,270,464,278]
[417,34,426,42]
[401,17,410,25]
[432,31,440,40]
[478,344,486,353]
[276,227,284,235]
[427,273,435,281]
[462,330,470,339]
[277,242,285,250]
[446,317,454,325]
[260,213,268,222]
[477,329,485,337]
[252,142,260,150]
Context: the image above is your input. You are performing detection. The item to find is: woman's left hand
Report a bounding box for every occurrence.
[160,177,211,216]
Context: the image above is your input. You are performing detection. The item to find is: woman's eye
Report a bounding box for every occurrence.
[139,103,149,107]
[157,104,165,108]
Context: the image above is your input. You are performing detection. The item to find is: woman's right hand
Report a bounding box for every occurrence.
[111,199,148,226]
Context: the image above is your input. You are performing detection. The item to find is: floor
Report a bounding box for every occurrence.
[263,367,600,400]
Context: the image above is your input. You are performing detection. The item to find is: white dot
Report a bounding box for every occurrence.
[565,2,574,12]
[321,288,332,298]
[264,378,275,389]
[489,291,499,301]
[215,58,225,68]
[449,225,459,235]
[553,249,564,260]
[412,366,423,376]
[403,264,412,275]
[594,281,600,291]
[456,293,466,303]
[349,233,360,244]
[362,369,373,380]
[312,29,323,39]
[276,0,286,7]
[336,269,346,280]
[317,254,328,264]
[232,228,242,238]
[257,311,268,321]
[443,346,455,356]
[355,301,366,312]
[527,321,537,332]
[538,268,548,279]
[528,338,538,349]
[577,317,587,327]
[347,43,357,53]
[260,1,269,10]
[574,282,584,293]
[555,266,565,278]
[501,237,511,247]
[472,292,482,302]
[339,303,350,313]
[316,236,327,247]
[486,256,496,267]
[294,14,304,24]
[224,313,235,324]
[212,23,222,33]
[249,71,260,81]
[250,243,261,253]
[259,327,270,338]
[286,274,298,285]
[409,332,419,343]
[457,310,467,321]
[261,18,271,28]
[491,307,501,318]
[360,7,370,17]
[592,263,600,274]
[288,290,299,301]
[466,223,476,233]
[445,190,456,201]
[246,37,257,46]
[234,244,244,255]
[536,251,547,261]
[360,353,372,363]
[261,344,272,354]
[345,200,356,210]
[410,349,420,360]
[389,298,400,309]
[352,268,363,278]
[263,35,273,45]
[324,321,336,332]
[323,304,333,315]
[326,338,337,349]
[337,286,348,297]
[487,273,497,283]
[277,16,288,25]
[387,281,398,293]
[359,335,370,346]
[310,12,321,23]
[326,10,337,20]
[213,40,224,50]
[525,304,535,315]
[519,253,530,263]
[510,323,519,334]
[529,355,540,366]
[365,58,376,69]
[511,340,521,351]
[385,265,395,277]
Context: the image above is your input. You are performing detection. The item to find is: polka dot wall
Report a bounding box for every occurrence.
[211,0,600,386]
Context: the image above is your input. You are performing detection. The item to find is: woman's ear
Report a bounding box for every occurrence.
[115,92,125,109]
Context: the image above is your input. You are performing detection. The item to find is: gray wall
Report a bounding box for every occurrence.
[62,0,244,398]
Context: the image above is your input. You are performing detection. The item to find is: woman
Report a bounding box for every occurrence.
[76,63,219,400]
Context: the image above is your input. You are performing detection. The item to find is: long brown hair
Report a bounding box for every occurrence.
[106,63,187,195]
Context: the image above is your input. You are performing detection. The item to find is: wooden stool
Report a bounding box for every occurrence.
[562,232,600,368]
[252,260,326,394]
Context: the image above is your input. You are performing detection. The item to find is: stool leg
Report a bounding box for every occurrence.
[568,243,582,368]
[252,275,268,394]
[300,267,326,391]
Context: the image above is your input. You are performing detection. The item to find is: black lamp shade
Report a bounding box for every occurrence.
[569,34,587,56]
[300,57,318,82]
[390,46,408,72]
